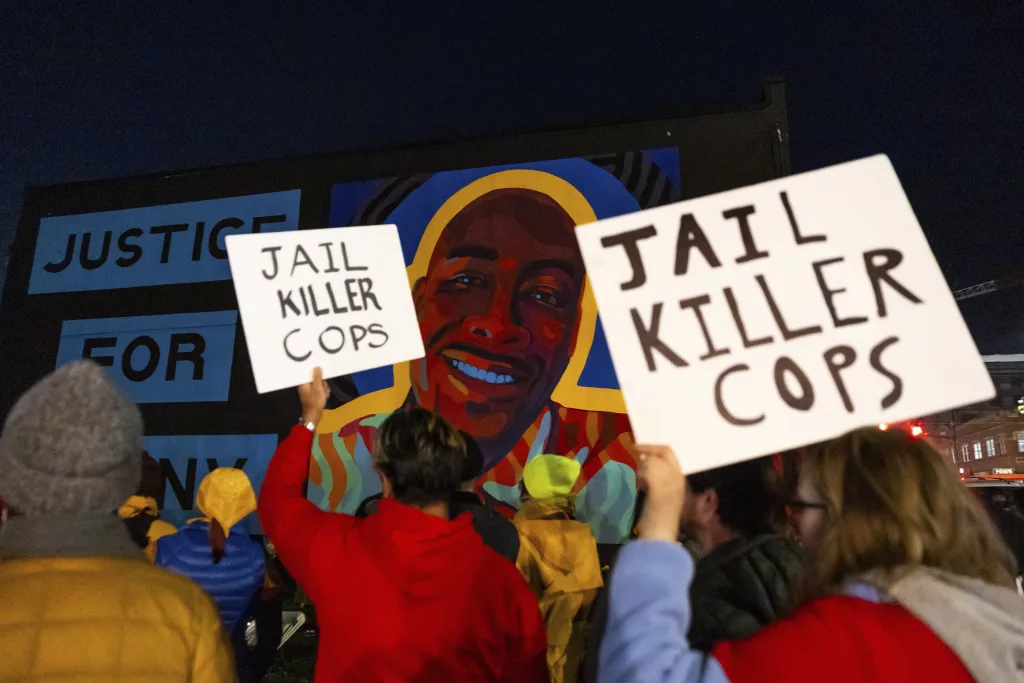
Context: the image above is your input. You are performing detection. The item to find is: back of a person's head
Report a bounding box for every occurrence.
[374,409,465,506]
[0,360,142,517]
[687,455,782,537]
[196,467,257,563]
[138,451,165,505]
[460,431,485,484]
[802,427,1016,597]
[522,453,581,501]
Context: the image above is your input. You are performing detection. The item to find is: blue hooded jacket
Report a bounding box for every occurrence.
[156,521,265,634]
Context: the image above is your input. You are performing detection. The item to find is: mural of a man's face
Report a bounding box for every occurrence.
[411,189,585,458]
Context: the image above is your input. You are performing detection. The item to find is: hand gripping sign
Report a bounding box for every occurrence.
[227,224,425,394]
[575,155,993,473]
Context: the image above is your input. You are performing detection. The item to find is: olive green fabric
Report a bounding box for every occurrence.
[688,534,804,651]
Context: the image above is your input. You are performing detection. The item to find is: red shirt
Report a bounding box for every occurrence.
[714,595,975,683]
[259,426,549,683]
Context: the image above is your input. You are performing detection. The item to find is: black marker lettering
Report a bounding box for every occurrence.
[298,287,310,315]
[723,287,773,348]
[723,205,769,264]
[756,274,823,340]
[283,328,311,361]
[813,257,868,328]
[320,242,340,273]
[358,278,381,311]
[341,242,368,271]
[714,363,764,426]
[307,285,330,316]
[368,323,389,348]
[675,214,721,276]
[679,295,730,360]
[781,191,825,244]
[278,289,301,318]
[870,336,903,408]
[864,249,922,318]
[630,303,688,372]
[261,247,282,280]
[291,244,319,276]
[319,326,345,354]
[325,281,348,313]
[345,279,363,312]
[350,324,369,351]
[823,345,857,413]
[774,356,814,411]
[600,225,657,291]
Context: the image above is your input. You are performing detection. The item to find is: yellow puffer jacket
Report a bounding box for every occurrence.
[0,517,235,683]
[514,497,604,683]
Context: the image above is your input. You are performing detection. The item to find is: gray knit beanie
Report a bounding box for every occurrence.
[0,360,143,516]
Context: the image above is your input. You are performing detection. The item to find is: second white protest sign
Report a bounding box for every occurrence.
[575,155,992,473]
[226,224,424,394]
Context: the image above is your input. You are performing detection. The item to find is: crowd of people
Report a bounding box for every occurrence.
[2,360,1024,682]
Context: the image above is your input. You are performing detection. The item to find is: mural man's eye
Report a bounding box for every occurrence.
[450,273,485,290]
[525,288,565,308]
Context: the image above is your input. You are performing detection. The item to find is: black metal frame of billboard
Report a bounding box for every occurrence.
[0,79,789,436]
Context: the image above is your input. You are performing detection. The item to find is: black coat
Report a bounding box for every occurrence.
[582,534,804,682]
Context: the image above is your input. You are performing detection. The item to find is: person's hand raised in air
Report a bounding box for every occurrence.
[299,366,331,427]
[635,444,686,543]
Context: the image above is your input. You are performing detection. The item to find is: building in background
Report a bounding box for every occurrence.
[922,355,1024,475]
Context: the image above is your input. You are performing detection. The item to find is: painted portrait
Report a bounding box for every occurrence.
[309,151,680,542]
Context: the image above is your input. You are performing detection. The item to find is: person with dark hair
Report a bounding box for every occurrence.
[259,367,548,682]
[355,431,520,563]
[118,451,177,561]
[0,360,233,682]
[583,456,802,683]
[678,456,803,650]
[156,467,266,682]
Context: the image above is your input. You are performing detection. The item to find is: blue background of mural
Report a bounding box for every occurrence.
[56,311,238,403]
[29,190,301,293]
[145,433,278,534]
[327,151,681,396]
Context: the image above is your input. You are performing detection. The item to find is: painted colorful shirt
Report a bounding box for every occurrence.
[309,403,638,543]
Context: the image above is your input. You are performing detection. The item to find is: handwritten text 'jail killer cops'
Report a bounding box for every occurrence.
[598,191,923,426]
[260,241,390,362]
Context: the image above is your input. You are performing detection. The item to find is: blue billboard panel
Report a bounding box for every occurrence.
[29,190,301,293]
[56,311,238,403]
[145,433,278,534]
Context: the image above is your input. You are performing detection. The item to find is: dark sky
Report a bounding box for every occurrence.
[1,2,1021,350]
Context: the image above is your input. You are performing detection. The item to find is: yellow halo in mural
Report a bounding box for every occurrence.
[317,169,626,434]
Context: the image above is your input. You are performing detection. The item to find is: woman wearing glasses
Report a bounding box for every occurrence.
[599,427,1024,683]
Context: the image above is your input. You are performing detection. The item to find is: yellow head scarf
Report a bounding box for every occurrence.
[522,453,581,500]
[196,468,256,537]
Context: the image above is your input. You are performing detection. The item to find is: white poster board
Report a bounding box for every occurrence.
[575,155,993,473]
[226,224,424,394]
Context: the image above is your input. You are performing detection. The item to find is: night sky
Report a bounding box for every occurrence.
[1,2,1021,350]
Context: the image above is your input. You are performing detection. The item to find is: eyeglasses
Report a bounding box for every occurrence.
[788,500,827,512]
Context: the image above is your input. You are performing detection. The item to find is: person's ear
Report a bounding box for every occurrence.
[378,470,394,499]
[695,489,719,525]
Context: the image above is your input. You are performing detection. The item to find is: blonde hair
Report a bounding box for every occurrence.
[801,427,1015,598]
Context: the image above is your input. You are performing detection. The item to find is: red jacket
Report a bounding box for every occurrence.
[713,595,974,682]
[259,426,549,683]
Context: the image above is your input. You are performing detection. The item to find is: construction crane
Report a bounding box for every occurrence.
[953,272,1024,301]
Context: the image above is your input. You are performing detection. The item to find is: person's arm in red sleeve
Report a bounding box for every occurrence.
[501,576,550,683]
[257,367,356,599]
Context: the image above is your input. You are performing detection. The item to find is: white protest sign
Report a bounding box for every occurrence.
[226,224,424,394]
[576,155,993,473]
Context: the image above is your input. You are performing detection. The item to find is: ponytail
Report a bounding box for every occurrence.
[210,519,227,564]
